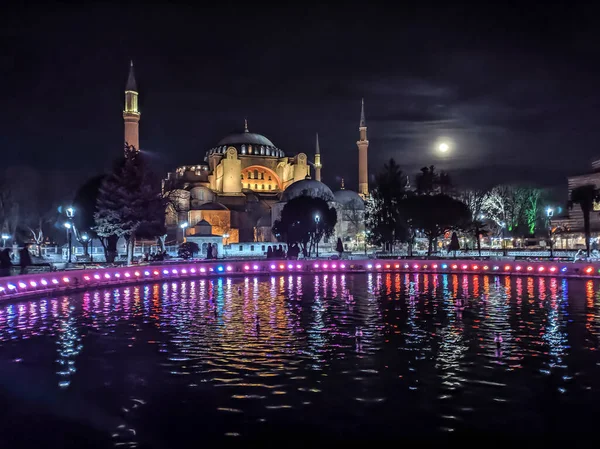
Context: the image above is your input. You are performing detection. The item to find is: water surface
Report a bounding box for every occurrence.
[1,273,599,446]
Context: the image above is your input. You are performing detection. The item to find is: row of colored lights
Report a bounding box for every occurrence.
[1,261,599,297]
[364,262,598,275]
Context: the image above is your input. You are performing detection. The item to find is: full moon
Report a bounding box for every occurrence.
[438,142,449,153]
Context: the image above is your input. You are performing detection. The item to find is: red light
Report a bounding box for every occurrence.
[538,266,545,272]
[395,264,400,268]
[244,265,250,270]
[550,266,557,272]
[432,264,438,269]
[585,266,593,274]
[279,264,285,269]
[451,264,458,269]
[461,264,468,270]
[504,265,511,271]
[516,265,522,271]
[385,264,391,269]
[472,265,479,270]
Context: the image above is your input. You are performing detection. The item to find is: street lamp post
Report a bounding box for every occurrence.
[179,222,189,244]
[222,233,229,246]
[1,234,9,248]
[315,214,320,259]
[64,206,75,264]
[64,223,73,263]
[546,207,554,258]
[499,222,506,257]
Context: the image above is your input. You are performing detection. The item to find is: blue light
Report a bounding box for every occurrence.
[441,264,448,269]
[217,266,224,272]
[561,267,568,272]
[163,269,169,275]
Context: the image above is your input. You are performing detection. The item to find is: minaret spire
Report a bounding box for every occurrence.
[357,98,369,198]
[123,60,140,152]
[314,132,322,182]
[341,178,345,190]
[244,118,249,132]
[360,97,366,127]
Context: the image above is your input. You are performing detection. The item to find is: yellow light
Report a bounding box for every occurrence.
[438,142,449,153]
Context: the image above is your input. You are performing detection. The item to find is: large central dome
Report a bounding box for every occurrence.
[218,132,275,147]
[205,121,285,160]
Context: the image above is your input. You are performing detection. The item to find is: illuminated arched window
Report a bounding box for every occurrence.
[241,174,244,180]
[255,184,258,190]
[241,145,246,154]
[253,169,259,179]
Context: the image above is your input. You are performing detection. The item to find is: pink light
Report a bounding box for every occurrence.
[253,265,259,270]
[340,264,346,269]
[84,275,90,281]
[200,267,206,273]
[550,266,557,272]
[288,264,293,269]
[432,264,438,269]
[62,277,70,283]
[404,264,410,269]
[585,266,594,274]
[314,263,319,268]
[244,265,250,270]
[41,279,48,286]
[367,264,373,269]
[375,264,382,269]
[504,265,511,271]
[323,263,329,269]
[462,264,468,270]
[516,265,522,271]
[226,266,233,272]
[332,264,337,269]
[209,268,214,272]
[30,281,37,287]
[279,264,285,269]
[51,279,59,284]
[18,282,26,288]
[271,264,276,270]
[538,266,545,272]
[153,270,160,276]
[172,269,178,274]
[104,273,111,279]
[124,272,131,278]
[181,269,187,274]
[527,266,533,271]
[94,274,100,280]
[190,268,197,273]
[115,273,121,278]
[135,271,141,277]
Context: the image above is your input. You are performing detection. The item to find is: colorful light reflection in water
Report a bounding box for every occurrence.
[0,274,599,443]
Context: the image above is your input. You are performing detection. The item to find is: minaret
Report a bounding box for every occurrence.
[357,98,369,197]
[123,61,140,152]
[244,118,249,132]
[314,133,322,182]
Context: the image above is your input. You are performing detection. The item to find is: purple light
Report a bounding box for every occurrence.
[52,279,59,284]
[271,264,276,270]
[18,282,26,288]
[332,264,337,269]
[7,284,16,290]
[314,263,319,268]
[323,263,329,269]
[404,264,409,269]
[190,268,197,273]
[561,267,568,272]
[0,286,4,292]
[94,274,100,280]
[115,273,121,278]
[124,272,131,278]
[296,264,302,269]
[375,264,381,269]
[104,273,111,279]
[163,269,169,275]
[200,267,206,273]
[172,269,178,274]
[41,279,48,286]
[288,264,293,269]
[340,263,346,269]
[413,264,419,269]
[144,271,150,276]
[181,269,187,274]
[253,265,259,270]
[226,266,233,272]
[30,281,37,287]
[367,264,373,269]
[62,277,70,283]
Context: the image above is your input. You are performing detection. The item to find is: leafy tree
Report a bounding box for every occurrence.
[365,159,408,252]
[94,145,166,264]
[403,194,471,256]
[449,231,460,257]
[415,165,452,196]
[178,241,199,260]
[272,195,337,258]
[569,184,600,257]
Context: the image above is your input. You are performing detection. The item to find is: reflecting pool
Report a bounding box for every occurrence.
[1,273,600,446]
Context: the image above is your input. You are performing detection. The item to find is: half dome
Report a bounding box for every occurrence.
[281,179,335,203]
[334,189,365,210]
[197,201,229,211]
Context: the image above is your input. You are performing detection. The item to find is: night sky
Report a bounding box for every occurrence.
[3,2,600,195]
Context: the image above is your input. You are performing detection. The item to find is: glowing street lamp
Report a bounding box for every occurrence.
[314,214,320,259]
[179,221,189,243]
[66,207,75,219]
[64,222,73,263]
[222,233,230,246]
[546,207,554,258]
[1,234,9,248]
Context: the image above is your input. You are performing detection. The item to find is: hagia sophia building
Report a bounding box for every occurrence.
[123,62,367,253]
